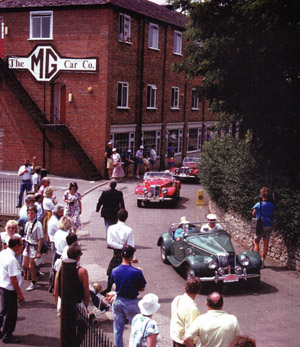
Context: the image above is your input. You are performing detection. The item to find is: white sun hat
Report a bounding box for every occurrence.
[138,293,160,316]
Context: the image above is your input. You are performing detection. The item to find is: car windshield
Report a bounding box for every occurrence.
[144,172,173,180]
[182,157,201,165]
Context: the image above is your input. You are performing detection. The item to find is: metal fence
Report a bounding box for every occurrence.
[76,305,113,347]
[0,178,20,215]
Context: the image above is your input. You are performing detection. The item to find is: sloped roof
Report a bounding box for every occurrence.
[0,0,187,29]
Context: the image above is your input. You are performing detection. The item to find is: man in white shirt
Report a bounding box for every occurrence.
[184,292,241,347]
[0,237,24,343]
[16,157,36,208]
[102,209,138,294]
[170,277,202,347]
[149,145,157,170]
[201,214,222,233]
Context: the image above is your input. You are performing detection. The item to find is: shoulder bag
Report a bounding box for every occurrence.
[251,199,263,235]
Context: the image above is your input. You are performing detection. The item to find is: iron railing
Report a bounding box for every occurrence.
[0,177,20,215]
[76,305,113,347]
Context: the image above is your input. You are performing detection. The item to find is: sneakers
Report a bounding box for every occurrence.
[3,335,20,344]
[26,282,37,291]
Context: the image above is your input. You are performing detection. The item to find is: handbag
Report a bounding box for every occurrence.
[41,238,48,254]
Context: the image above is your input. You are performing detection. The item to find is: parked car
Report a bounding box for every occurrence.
[135,171,181,207]
[157,221,261,286]
[170,157,200,182]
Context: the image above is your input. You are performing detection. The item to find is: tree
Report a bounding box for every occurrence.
[173,0,300,186]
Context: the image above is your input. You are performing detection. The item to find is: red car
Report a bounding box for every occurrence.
[135,171,181,207]
[171,157,200,182]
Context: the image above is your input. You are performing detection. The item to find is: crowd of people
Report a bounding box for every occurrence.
[0,158,270,346]
[105,141,158,180]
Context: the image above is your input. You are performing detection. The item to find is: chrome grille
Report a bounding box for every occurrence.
[180,167,189,174]
[218,253,236,267]
[150,185,160,196]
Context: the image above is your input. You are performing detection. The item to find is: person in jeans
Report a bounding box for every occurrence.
[109,245,146,347]
[16,156,36,208]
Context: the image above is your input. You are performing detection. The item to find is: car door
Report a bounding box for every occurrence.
[173,238,186,261]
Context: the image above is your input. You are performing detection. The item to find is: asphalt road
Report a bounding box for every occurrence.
[77,178,300,347]
[1,172,300,347]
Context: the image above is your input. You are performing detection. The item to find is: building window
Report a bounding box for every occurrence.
[110,132,135,158]
[117,82,129,108]
[149,23,159,50]
[142,130,161,157]
[192,89,199,110]
[167,129,183,154]
[173,30,182,55]
[147,84,157,109]
[30,11,53,39]
[119,13,131,43]
[188,128,202,152]
[171,87,180,109]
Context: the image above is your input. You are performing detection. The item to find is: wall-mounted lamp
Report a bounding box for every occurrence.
[68,93,73,103]
[4,26,8,36]
[87,86,93,93]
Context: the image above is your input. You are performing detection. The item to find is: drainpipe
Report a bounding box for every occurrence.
[160,25,168,171]
[43,84,46,167]
[136,17,145,149]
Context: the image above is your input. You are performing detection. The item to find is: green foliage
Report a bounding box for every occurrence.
[173,0,300,186]
[200,137,300,245]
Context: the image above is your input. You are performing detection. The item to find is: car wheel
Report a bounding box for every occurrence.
[160,244,170,264]
[137,200,142,208]
[185,265,196,279]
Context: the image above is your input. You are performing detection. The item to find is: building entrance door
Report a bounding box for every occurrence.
[53,83,66,124]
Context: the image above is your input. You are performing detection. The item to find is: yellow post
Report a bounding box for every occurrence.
[196,189,205,205]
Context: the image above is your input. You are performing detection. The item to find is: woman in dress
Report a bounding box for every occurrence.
[112,148,125,182]
[129,293,160,347]
[64,182,82,233]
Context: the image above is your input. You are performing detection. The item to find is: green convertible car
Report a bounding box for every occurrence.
[157,221,261,285]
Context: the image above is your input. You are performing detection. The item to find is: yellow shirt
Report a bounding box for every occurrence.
[185,310,241,347]
[170,293,200,344]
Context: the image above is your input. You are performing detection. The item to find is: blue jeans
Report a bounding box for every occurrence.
[18,180,32,206]
[112,297,140,347]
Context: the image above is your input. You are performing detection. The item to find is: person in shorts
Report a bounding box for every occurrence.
[22,205,44,291]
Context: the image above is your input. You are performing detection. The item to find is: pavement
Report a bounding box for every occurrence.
[1,173,111,347]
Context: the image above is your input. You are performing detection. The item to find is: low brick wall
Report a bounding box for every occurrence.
[209,201,300,271]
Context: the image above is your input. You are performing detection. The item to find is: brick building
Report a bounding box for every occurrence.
[0,0,217,180]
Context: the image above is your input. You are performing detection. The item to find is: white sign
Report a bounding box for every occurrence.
[8,45,98,82]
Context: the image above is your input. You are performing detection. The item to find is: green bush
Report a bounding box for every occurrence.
[199,136,300,245]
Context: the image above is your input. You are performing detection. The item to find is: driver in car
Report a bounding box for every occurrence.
[201,214,222,233]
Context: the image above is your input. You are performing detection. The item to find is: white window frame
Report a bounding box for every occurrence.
[117,82,129,109]
[30,11,53,40]
[192,88,199,110]
[119,13,131,43]
[149,23,159,50]
[187,126,202,152]
[171,87,180,109]
[173,30,182,55]
[166,124,184,155]
[147,84,157,109]
[141,124,162,157]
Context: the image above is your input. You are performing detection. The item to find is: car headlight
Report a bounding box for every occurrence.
[175,168,180,174]
[147,192,152,198]
[143,188,148,194]
[162,188,167,194]
[207,259,218,270]
[239,254,250,266]
[189,169,193,173]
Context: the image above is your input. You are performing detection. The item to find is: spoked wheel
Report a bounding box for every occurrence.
[160,244,170,264]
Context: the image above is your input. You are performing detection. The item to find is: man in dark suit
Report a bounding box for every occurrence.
[96,180,125,234]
